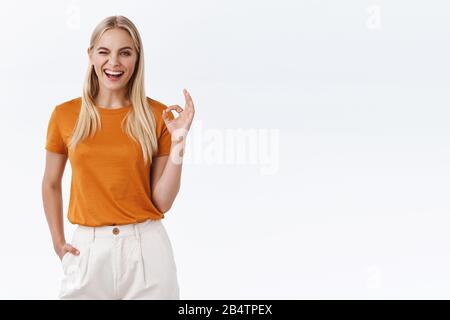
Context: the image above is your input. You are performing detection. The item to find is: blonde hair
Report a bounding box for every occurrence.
[67,15,158,165]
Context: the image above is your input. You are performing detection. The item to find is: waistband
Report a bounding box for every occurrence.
[74,219,162,240]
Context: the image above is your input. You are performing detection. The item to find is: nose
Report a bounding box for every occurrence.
[109,53,120,67]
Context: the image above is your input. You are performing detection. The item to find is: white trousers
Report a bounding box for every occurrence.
[58,219,180,300]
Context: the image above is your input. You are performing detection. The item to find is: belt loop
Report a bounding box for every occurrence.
[134,223,141,242]
[92,226,96,242]
[134,223,146,285]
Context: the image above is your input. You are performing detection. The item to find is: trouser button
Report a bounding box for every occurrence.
[112,227,120,235]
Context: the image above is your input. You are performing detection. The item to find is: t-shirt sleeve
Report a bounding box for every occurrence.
[156,107,175,157]
[45,107,68,155]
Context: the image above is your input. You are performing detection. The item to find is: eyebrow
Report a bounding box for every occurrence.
[97,46,133,51]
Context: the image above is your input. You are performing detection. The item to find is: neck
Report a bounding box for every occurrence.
[95,88,130,108]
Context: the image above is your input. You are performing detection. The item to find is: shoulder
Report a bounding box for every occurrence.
[54,97,82,115]
[49,97,81,130]
[146,96,169,113]
[147,96,170,123]
[146,96,174,122]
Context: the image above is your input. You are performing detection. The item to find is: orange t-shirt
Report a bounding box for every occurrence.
[45,97,174,227]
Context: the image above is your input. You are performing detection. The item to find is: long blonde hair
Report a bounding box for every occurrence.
[67,15,158,165]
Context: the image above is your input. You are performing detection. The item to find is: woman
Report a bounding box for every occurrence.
[41,15,194,299]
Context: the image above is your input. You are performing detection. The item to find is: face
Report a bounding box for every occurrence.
[88,28,138,93]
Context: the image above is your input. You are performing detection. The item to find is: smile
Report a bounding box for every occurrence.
[104,69,125,81]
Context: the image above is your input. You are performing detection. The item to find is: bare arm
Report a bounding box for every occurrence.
[150,89,195,213]
[41,150,79,260]
[150,139,185,212]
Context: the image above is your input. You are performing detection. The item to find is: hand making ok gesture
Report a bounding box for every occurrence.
[162,88,195,143]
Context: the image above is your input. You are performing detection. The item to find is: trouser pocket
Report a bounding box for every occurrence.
[60,232,94,294]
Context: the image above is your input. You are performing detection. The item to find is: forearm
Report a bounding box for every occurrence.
[152,140,186,212]
[42,182,66,251]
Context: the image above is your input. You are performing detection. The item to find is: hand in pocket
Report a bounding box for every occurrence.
[57,242,80,261]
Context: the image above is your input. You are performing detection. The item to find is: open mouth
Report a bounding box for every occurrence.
[104,69,125,81]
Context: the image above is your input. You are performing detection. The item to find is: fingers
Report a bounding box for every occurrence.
[163,105,183,122]
[183,88,195,115]
[166,105,183,113]
[162,109,174,123]
[162,88,195,124]
[183,88,192,102]
[64,243,80,256]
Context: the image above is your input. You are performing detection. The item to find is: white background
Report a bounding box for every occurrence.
[0,0,449,299]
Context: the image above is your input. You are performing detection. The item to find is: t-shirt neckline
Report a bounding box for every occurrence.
[94,103,131,115]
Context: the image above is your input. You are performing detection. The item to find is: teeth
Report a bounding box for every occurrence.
[105,70,124,76]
